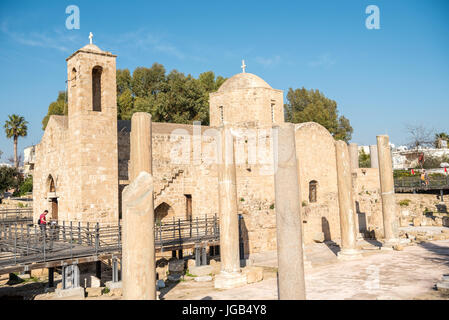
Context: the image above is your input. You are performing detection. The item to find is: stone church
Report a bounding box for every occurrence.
[33,41,384,256]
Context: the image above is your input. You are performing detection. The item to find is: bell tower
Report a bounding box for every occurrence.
[64,35,119,223]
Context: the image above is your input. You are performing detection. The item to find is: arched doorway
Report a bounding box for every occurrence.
[47,175,58,221]
[154,202,174,225]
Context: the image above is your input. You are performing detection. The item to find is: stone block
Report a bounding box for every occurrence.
[168,259,185,273]
[189,265,213,277]
[194,276,213,282]
[393,244,404,251]
[30,269,47,278]
[413,217,421,227]
[55,287,85,299]
[105,280,122,289]
[214,272,247,289]
[86,287,103,297]
[167,274,182,282]
[313,232,325,243]
[187,259,196,269]
[243,266,264,284]
[106,288,122,297]
[90,276,101,288]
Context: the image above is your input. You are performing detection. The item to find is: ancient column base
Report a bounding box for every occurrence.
[337,249,363,260]
[214,271,247,289]
[55,287,85,299]
[381,238,400,250]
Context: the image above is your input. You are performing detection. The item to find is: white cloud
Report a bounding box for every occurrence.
[1,21,82,53]
[308,53,336,68]
[255,55,281,67]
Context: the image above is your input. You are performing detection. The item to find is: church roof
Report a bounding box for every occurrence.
[217,73,272,92]
[66,43,116,61]
[79,43,103,53]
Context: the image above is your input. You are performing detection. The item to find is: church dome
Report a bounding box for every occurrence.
[80,43,103,53]
[217,73,272,92]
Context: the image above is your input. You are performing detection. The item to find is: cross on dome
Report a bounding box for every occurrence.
[241,60,246,73]
[89,32,93,45]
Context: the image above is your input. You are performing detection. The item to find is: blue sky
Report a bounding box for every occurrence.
[0,0,448,161]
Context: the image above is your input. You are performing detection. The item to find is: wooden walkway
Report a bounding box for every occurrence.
[0,215,219,275]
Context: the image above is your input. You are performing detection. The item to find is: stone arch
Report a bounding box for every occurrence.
[154,202,175,224]
[92,65,103,112]
[70,67,77,87]
[47,174,56,193]
[46,174,58,221]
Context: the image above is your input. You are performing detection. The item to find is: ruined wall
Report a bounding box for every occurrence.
[395,193,449,227]
[33,116,69,222]
[353,168,383,235]
[295,122,341,244]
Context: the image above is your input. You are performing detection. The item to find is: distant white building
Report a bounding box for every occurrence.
[392,147,449,170]
[23,145,36,176]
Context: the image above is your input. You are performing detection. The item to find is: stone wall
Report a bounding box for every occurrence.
[295,122,341,244]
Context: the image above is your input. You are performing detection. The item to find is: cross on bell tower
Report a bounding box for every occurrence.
[89,32,93,44]
[241,59,246,73]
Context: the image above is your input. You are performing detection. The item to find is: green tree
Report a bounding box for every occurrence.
[18,175,33,196]
[115,65,227,125]
[42,91,67,130]
[4,114,28,168]
[0,166,19,195]
[435,132,449,148]
[359,148,371,168]
[284,87,353,142]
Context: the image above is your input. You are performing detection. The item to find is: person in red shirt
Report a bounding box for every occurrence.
[39,210,49,225]
[39,210,49,238]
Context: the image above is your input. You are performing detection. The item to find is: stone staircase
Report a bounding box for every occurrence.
[154,169,184,199]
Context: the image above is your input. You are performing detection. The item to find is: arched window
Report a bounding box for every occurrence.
[47,175,56,193]
[309,180,318,203]
[154,202,174,224]
[70,68,77,87]
[92,66,102,112]
[219,106,224,124]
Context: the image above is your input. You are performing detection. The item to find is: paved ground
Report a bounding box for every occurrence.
[2,231,449,300]
[161,239,449,300]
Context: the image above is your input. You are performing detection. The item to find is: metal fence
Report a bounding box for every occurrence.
[0,208,33,224]
[0,214,219,270]
[155,214,220,250]
[0,221,120,268]
[394,176,449,190]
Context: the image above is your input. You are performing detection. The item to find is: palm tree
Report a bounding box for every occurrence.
[4,114,28,168]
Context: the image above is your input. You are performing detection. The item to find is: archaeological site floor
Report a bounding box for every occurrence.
[2,235,449,300]
[159,239,449,300]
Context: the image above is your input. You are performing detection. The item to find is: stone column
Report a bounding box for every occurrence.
[348,143,359,170]
[370,145,379,169]
[214,126,247,289]
[377,135,399,246]
[335,141,362,260]
[130,112,152,181]
[122,112,156,300]
[273,123,306,300]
